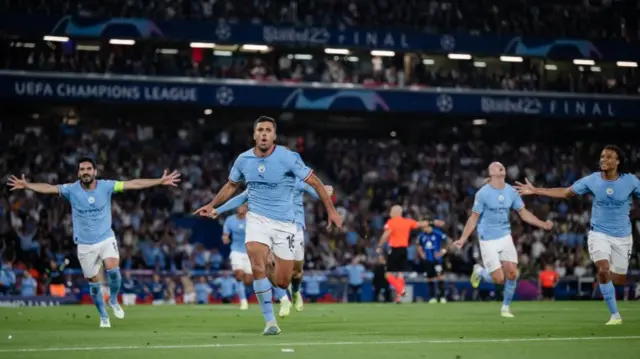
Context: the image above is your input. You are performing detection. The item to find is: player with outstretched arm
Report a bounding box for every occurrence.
[515,145,639,325]
[7,157,180,328]
[453,162,553,318]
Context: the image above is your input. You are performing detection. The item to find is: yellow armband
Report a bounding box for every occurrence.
[114,181,124,193]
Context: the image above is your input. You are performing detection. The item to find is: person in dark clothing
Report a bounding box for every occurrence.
[372,255,391,302]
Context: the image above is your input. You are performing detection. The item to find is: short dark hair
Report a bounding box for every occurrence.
[76,156,96,171]
[253,116,277,131]
[603,145,628,174]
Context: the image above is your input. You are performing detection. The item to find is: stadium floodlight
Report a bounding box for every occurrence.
[109,39,135,45]
[499,56,523,63]
[293,54,313,60]
[241,44,270,52]
[573,59,594,65]
[448,53,472,60]
[77,45,100,52]
[324,48,350,55]
[616,61,638,68]
[544,64,558,70]
[422,59,435,65]
[190,42,216,49]
[214,50,233,57]
[370,50,395,57]
[473,119,487,126]
[473,61,486,68]
[43,36,69,42]
[590,66,601,72]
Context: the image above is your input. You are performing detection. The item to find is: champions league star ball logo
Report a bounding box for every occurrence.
[440,35,456,51]
[436,94,454,113]
[216,86,234,106]
[215,22,232,40]
[606,188,614,196]
[88,196,95,204]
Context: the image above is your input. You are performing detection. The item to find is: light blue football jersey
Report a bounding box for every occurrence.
[228,146,312,223]
[58,180,121,245]
[293,177,320,229]
[472,183,524,241]
[223,214,247,253]
[570,172,640,237]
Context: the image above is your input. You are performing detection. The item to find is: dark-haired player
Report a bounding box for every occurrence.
[515,145,640,325]
[7,157,180,328]
[194,116,341,335]
[417,223,449,303]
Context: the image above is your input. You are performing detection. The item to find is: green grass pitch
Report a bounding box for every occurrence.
[1,302,639,359]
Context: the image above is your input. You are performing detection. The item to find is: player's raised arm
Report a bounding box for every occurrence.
[287,152,342,229]
[214,190,249,218]
[120,170,181,191]
[514,178,575,199]
[7,174,60,194]
[516,208,554,230]
[194,158,243,216]
[511,186,554,230]
[302,182,333,201]
[453,191,484,248]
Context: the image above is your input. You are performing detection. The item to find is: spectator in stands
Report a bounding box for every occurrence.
[0,262,17,295]
[214,273,236,304]
[181,274,196,304]
[341,257,367,303]
[19,271,38,296]
[195,276,212,304]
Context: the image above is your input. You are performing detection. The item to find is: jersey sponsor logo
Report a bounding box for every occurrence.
[247,182,278,190]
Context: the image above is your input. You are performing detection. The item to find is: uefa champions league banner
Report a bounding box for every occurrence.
[0,14,639,61]
[1,70,639,119]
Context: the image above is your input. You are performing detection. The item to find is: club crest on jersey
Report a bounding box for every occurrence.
[88,196,95,204]
[258,164,266,173]
[498,195,505,202]
[606,188,614,195]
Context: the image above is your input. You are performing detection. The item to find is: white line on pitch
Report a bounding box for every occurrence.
[1,336,639,353]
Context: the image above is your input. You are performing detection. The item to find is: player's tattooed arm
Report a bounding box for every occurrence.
[7,175,59,194]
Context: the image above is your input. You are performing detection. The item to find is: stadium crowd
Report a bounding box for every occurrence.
[3,44,639,95]
[1,119,640,297]
[1,0,635,40]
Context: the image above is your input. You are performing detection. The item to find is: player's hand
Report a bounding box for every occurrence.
[542,220,554,231]
[222,237,230,245]
[376,247,383,254]
[7,174,28,191]
[193,204,214,217]
[208,208,220,219]
[327,210,343,230]
[452,239,466,249]
[433,219,445,228]
[324,185,334,196]
[514,178,536,196]
[160,170,181,186]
